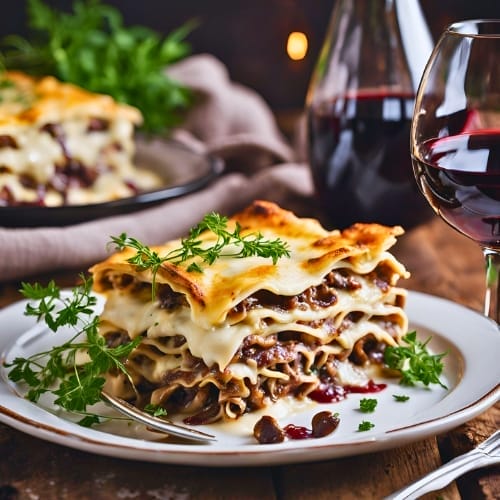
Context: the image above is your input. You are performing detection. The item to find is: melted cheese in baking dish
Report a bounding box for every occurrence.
[0,71,141,125]
[0,71,161,206]
[91,200,410,422]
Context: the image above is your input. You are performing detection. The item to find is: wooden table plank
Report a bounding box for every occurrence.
[438,403,500,500]
[274,438,460,499]
[0,424,276,500]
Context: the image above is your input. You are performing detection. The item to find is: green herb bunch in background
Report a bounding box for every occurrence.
[0,0,196,133]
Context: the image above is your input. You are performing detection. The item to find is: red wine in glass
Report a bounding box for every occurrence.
[411,19,500,323]
[412,130,500,249]
[307,91,433,229]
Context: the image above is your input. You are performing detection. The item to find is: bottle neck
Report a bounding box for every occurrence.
[309,0,433,101]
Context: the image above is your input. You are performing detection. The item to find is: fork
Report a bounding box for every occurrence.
[385,430,500,499]
[10,322,216,443]
[101,390,216,443]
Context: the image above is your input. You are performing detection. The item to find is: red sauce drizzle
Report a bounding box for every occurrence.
[345,379,387,394]
[281,380,385,440]
[284,424,312,440]
[308,379,387,403]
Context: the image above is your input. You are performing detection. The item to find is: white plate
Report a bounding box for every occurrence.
[0,291,498,467]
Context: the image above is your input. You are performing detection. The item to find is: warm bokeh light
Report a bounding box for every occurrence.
[286,31,308,61]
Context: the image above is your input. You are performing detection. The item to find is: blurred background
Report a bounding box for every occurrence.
[1,0,498,121]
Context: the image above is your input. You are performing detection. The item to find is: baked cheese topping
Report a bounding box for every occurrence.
[91,200,410,423]
[92,200,408,326]
[0,71,162,206]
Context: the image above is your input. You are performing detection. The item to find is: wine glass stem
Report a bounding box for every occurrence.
[483,248,500,325]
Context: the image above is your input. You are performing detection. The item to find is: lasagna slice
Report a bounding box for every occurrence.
[0,71,161,206]
[90,200,409,423]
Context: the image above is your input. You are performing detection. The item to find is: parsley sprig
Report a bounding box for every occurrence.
[0,0,195,133]
[110,212,291,294]
[393,394,410,402]
[358,421,375,432]
[359,398,377,413]
[144,404,169,418]
[384,331,448,389]
[5,276,141,426]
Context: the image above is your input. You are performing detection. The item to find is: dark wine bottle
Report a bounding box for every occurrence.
[306,0,434,229]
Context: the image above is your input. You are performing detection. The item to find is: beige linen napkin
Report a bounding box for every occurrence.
[0,54,313,282]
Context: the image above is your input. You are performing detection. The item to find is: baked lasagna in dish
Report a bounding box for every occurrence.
[90,200,409,424]
[0,71,161,207]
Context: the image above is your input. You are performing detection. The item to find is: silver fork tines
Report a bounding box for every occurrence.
[385,430,500,500]
[101,390,216,443]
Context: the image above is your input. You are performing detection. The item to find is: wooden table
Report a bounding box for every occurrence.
[0,217,498,499]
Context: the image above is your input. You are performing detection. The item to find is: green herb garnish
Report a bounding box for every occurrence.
[4,276,141,425]
[110,212,291,295]
[393,394,410,402]
[384,331,448,389]
[0,0,195,133]
[359,398,377,413]
[144,404,168,418]
[358,421,375,432]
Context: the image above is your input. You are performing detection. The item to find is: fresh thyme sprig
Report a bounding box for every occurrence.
[384,331,448,389]
[176,212,291,265]
[110,212,291,295]
[4,276,141,426]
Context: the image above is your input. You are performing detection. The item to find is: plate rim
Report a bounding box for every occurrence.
[0,290,498,466]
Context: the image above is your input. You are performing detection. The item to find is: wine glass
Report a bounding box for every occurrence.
[411,19,500,324]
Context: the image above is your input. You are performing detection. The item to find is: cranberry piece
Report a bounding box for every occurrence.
[283,424,311,440]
